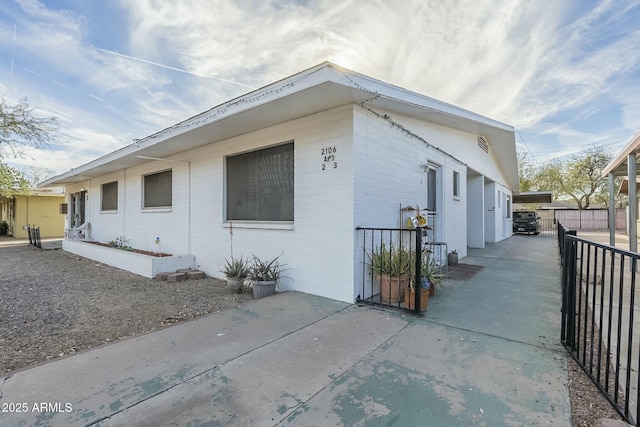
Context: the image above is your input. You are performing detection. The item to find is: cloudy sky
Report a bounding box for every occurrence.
[1,0,639,176]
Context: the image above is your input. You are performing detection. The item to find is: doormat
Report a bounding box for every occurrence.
[446,263,484,281]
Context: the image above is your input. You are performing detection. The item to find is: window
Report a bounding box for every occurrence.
[143,170,172,208]
[453,171,460,198]
[101,181,118,211]
[227,142,294,221]
[506,195,511,218]
[426,167,437,211]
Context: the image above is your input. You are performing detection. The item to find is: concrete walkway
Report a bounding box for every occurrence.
[0,235,570,426]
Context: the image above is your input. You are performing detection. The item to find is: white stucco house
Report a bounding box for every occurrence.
[40,62,518,303]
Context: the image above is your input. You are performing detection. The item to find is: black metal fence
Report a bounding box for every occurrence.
[356,227,427,316]
[27,224,42,249]
[559,221,640,424]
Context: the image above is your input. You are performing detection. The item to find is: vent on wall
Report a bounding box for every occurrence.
[477,136,489,153]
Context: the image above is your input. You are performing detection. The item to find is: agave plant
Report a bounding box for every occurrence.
[411,253,446,293]
[221,255,250,278]
[248,253,284,282]
[368,243,414,277]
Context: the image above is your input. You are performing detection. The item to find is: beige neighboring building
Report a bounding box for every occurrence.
[0,187,65,238]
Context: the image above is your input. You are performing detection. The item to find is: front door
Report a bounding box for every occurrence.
[70,191,86,228]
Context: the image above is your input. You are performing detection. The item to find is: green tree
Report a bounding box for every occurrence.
[0,164,30,197]
[517,146,535,192]
[533,145,612,209]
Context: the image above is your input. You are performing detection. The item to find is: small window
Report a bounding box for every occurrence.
[101,181,118,211]
[227,142,294,221]
[143,170,172,208]
[498,191,501,208]
[506,195,511,218]
[453,171,460,198]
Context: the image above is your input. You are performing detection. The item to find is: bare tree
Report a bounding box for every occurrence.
[0,97,58,159]
[0,97,58,196]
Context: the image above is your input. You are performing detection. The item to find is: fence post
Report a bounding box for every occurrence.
[414,226,422,316]
[563,229,577,348]
[36,227,41,249]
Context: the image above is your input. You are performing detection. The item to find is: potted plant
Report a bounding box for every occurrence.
[405,278,430,311]
[221,256,250,293]
[422,254,446,296]
[368,243,413,303]
[248,253,283,299]
[448,249,459,266]
[405,254,445,311]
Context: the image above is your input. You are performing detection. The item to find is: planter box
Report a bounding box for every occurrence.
[63,240,196,278]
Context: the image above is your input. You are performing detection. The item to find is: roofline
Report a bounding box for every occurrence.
[602,131,640,177]
[40,61,516,188]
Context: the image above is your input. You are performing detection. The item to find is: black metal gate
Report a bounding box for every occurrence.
[356,226,427,316]
[559,221,640,424]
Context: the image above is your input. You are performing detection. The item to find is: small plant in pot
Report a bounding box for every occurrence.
[421,254,446,296]
[368,243,413,304]
[406,254,446,311]
[448,249,459,266]
[248,253,284,299]
[221,256,250,293]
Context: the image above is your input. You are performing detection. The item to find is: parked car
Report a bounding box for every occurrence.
[513,211,540,235]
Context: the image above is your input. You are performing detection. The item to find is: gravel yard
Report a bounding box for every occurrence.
[0,239,627,426]
[0,241,252,373]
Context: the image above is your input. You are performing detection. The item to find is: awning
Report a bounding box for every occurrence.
[512,191,553,204]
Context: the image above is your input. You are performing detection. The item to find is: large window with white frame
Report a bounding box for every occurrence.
[226,142,294,221]
[101,181,118,211]
[143,169,172,208]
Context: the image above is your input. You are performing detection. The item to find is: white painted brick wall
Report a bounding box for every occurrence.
[63,102,513,304]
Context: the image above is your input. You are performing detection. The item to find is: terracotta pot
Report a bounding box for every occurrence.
[405,288,429,311]
[380,274,408,303]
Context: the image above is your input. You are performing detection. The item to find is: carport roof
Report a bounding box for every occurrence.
[512,191,553,204]
[602,131,640,177]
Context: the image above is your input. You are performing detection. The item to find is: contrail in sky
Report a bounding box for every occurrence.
[97,48,256,90]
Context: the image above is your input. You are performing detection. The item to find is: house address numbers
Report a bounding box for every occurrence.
[321,146,337,170]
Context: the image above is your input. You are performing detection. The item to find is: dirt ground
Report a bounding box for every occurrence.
[0,241,628,426]
[0,242,253,374]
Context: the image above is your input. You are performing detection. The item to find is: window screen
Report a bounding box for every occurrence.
[227,142,294,221]
[143,170,172,208]
[101,181,118,211]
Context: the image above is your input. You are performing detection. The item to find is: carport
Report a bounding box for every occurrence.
[512,191,553,204]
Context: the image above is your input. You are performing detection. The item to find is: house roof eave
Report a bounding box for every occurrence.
[40,62,518,188]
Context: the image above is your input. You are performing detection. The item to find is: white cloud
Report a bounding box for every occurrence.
[3,0,640,171]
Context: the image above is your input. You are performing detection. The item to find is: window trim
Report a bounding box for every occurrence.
[142,169,173,210]
[100,181,118,212]
[225,141,294,222]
